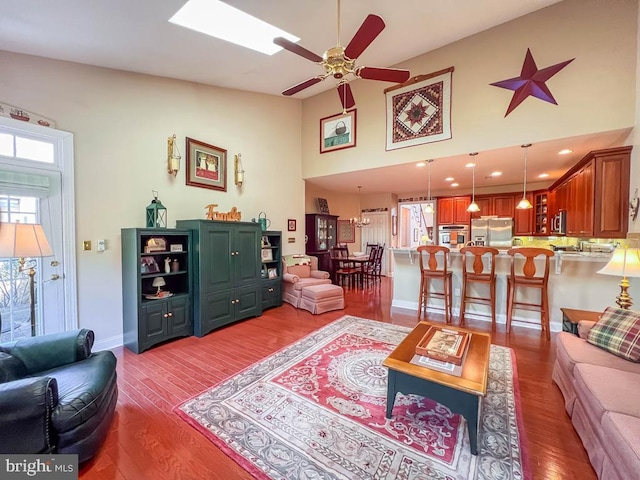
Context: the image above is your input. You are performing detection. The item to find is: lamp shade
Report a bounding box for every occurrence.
[597,248,640,278]
[0,223,53,258]
[152,277,166,288]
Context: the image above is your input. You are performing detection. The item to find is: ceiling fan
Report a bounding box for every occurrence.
[273,0,411,111]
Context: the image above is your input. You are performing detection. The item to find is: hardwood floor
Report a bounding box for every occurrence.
[80,278,596,479]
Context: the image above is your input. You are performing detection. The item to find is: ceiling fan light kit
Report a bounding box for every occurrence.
[275,0,410,110]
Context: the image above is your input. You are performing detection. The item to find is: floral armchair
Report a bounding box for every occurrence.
[282,255,331,307]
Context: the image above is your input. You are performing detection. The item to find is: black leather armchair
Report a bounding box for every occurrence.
[0,329,117,463]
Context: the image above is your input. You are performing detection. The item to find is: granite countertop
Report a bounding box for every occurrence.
[390,247,611,262]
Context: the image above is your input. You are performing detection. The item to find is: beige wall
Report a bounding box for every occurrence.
[0,51,305,346]
[301,0,637,179]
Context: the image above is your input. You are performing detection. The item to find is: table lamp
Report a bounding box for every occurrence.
[0,223,53,336]
[152,277,166,296]
[597,247,640,309]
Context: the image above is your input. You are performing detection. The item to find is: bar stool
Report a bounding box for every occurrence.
[506,247,554,340]
[417,245,453,323]
[459,246,500,330]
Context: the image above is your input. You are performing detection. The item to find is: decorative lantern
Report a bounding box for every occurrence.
[146,190,167,228]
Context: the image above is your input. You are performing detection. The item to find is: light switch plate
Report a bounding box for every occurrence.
[83,240,92,251]
[97,239,106,252]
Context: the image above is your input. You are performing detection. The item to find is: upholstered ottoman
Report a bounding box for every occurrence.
[300,284,344,314]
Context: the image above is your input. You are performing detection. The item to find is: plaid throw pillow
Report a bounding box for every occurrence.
[587,307,640,362]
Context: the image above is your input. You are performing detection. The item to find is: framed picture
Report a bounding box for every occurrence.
[261,236,271,247]
[268,267,278,279]
[288,219,296,231]
[320,109,356,154]
[261,248,273,262]
[317,198,330,214]
[170,244,183,252]
[186,137,227,191]
[141,256,159,274]
[337,219,355,243]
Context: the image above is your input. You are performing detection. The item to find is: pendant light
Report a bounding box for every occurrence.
[350,186,370,227]
[466,153,480,213]
[425,159,434,214]
[516,144,533,209]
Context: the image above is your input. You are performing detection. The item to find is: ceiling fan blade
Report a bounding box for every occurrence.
[344,14,385,59]
[337,83,355,110]
[274,37,323,63]
[282,77,323,96]
[357,67,411,83]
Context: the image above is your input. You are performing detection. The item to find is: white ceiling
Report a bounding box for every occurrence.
[1,0,629,195]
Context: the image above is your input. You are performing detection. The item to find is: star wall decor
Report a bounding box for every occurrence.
[490,48,575,117]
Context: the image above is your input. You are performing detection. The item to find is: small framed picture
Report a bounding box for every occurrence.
[268,268,278,279]
[261,236,271,247]
[317,198,330,214]
[288,219,296,231]
[170,244,183,252]
[141,256,160,274]
[261,248,273,262]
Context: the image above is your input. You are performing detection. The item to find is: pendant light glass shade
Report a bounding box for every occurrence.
[425,159,434,213]
[517,144,533,210]
[466,153,480,213]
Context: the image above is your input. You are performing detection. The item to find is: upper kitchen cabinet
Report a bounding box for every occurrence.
[437,196,471,225]
[470,194,515,219]
[549,146,631,238]
[513,193,535,235]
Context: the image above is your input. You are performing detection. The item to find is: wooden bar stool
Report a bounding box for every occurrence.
[506,247,554,340]
[459,246,500,330]
[417,245,453,323]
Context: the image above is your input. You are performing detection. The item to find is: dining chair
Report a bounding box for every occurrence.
[331,246,360,288]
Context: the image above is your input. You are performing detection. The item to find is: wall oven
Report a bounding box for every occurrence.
[438,224,469,248]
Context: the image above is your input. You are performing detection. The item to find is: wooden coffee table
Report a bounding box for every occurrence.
[383,321,491,455]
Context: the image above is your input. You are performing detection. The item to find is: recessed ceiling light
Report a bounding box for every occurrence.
[416,161,426,167]
[558,149,573,155]
[451,182,459,187]
[539,173,550,178]
[169,0,299,55]
[491,171,502,177]
[465,162,475,168]
[445,177,454,182]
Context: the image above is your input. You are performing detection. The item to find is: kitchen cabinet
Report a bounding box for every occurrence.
[121,228,192,353]
[437,196,471,225]
[550,146,630,238]
[513,193,535,235]
[305,214,339,272]
[470,194,515,219]
[176,219,262,337]
[261,230,282,310]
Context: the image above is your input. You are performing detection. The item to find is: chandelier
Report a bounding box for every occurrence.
[351,186,370,228]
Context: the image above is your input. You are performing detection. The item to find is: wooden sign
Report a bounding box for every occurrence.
[205,204,241,221]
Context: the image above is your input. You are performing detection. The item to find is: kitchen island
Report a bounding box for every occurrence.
[390,248,634,332]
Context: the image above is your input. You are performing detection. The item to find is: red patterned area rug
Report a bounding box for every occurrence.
[175,316,530,479]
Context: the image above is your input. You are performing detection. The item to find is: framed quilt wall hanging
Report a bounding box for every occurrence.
[385,67,454,151]
[337,220,355,243]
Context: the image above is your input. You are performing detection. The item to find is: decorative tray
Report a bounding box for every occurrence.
[144,292,173,300]
[415,326,471,366]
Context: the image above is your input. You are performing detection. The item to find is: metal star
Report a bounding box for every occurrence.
[491,48,575,117]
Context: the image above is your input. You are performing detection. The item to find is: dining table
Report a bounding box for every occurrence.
[331,255,371,289]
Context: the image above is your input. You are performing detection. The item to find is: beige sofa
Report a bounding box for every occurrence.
[281,255,331,308]
[552,317,640,479]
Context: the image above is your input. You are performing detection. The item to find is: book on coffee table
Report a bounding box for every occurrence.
[415,325,471,366]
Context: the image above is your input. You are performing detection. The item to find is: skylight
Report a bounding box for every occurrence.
[169,0,299,55]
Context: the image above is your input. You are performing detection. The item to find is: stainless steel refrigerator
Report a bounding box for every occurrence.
[471,218,514,248]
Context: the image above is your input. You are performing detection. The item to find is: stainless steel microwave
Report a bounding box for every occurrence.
[551,211,566,235]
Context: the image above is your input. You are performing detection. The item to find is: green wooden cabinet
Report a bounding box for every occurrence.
[121,228,193,354]
[176,220,262,336]
[261,230,282,310]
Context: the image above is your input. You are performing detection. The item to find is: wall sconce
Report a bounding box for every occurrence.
[167,134,181,177]
[234,153,245,186]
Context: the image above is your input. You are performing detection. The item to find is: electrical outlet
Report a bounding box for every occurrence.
[455,288,461,297]
[97,239,106,252]
[83,240,92,251]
